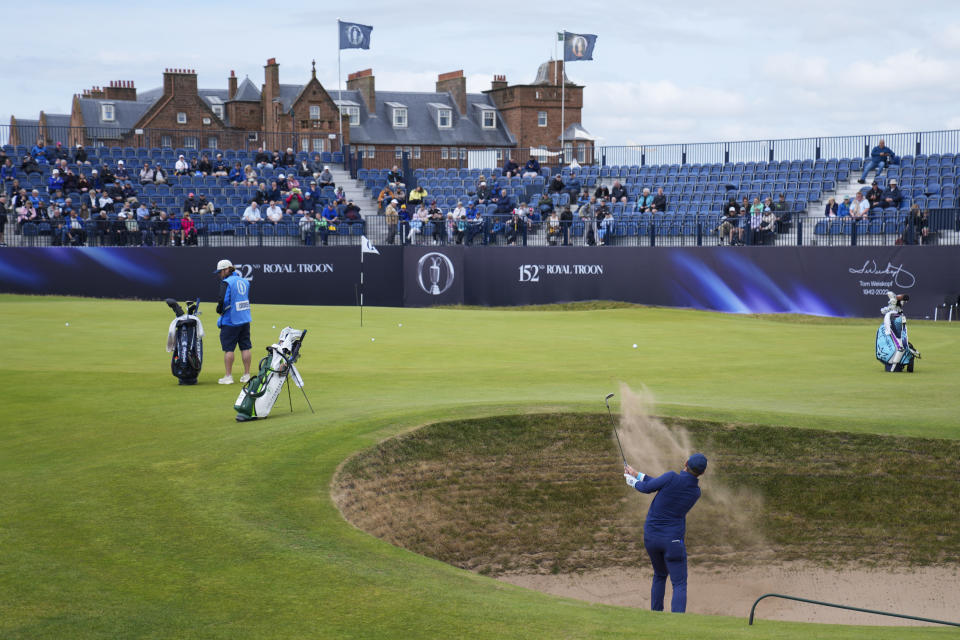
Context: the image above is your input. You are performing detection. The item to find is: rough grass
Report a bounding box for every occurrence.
[335,413,960,575]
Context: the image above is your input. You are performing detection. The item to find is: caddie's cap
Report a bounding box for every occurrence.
[214,258,233,273]
[687,453,708,474]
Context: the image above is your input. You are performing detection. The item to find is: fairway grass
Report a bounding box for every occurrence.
[1,294,959,639]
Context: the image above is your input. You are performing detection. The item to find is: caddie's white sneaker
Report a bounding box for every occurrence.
[218,375,234,385]
[239,373,251,383]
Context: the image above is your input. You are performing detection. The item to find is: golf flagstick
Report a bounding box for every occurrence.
[605,392,627,467]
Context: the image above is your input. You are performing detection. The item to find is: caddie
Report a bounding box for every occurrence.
[214,258,252,385]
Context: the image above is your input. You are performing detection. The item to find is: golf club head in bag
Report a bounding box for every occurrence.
[234,327,308,421]
[164,298,204,385]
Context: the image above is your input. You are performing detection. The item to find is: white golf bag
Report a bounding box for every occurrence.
[234,327,311,421]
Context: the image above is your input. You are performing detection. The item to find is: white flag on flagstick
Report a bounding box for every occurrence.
[361,235,380,255]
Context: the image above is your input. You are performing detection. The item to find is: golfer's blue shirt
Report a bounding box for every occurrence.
[633,470,701,540]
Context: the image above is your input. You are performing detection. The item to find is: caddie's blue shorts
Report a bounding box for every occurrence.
[220,322,251,352]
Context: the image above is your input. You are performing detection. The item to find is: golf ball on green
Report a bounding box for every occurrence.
[371,337,375,342]
[632,343,637,348]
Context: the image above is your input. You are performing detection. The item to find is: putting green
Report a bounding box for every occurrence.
[1,294,958,639]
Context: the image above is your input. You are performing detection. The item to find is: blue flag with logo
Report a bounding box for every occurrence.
[339,20,373,50]
[563,31,597,62]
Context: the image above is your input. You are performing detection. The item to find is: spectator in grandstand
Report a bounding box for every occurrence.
[548,174,565,195]
[503,209,524,246]
[318,166,335,189]
[46,169,63,194]
[837,196,851,217]
[263,200,283,226]
[319,201,340,246]
[545,209,561,246]
[196,193,214,215]
[385,199,399,244]
[404,204,425,244]
[503,156,520,178]
[20,154,41,176]
[15,197,39,228]
[139,162,156,184]
[387,165,404,185]
[594,183,610,200]
[377,184,395,212]
[155,163,168,185]
[212,154,229,178]
[115,159,130,181]
[903,204,930,245]
[277,173,289,192]
[475,181,493,204]
[51,142,66,162]
[408,184,428,208]
[98,189,115,213]
[425,202,442,244]
[719,206,743,245]
[189,157,202,175]
[565,171,582,199]
[252,182,268,205]
[522,155,541,178]
[653,188,668,213]
[296,157,313,179]
[451,200,466,220]
[537,192,554,219]
[823,196,839,217]
[270,150,283,168]
[31,139,49,164]
[285,188,304,215]
[255,147,272,169]
[637,187,654,212]
[398,203,413,245]
[610,180,628,202]
[771,193,791,231]
[493,188,513,214]
[263,180,280,204]
[298,210,317,245]
[174,154,189,176]
[137,204,155,246]
[98,163,115,185]
[858,139,897,184]
[343,199,362,223]
[179,211,198,245]
[866,181,884,209]
[242,201,263,226]
[577,188,591,209]
[182,193,201,216]
[300,191,317,213]
[580,197,597,245]
[882,179,903,209]
[242,164,257,186]
[1,158,16,184]
[152,211,170,246]
[74,144,89,165]
[74,172,89,194]
[309,154,323,178]
[280,147,295,168]
[849,191,870,220]
[263,199,282,222]
[197,154,212,176]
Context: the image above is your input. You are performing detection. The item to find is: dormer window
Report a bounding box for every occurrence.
[101,104,115,122]
[438,108,452,128]
[177,112,187,124]
[482,110,496,129]
[212,105,224,119]
[339,105,360,126]
[393,107,407,128]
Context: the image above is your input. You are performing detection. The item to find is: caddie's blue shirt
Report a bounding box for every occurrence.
[633,470,701,540]
[219,273,251,327]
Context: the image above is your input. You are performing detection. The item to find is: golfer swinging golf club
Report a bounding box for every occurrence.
[623,452,707,613]
[214,259,252,385]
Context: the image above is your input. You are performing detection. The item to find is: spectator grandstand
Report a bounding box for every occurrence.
[2,131,959,249]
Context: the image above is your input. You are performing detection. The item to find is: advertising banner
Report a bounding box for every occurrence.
[2,245,958,318]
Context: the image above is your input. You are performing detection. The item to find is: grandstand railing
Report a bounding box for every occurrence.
[5,211,956,249]
[5,125,960,169]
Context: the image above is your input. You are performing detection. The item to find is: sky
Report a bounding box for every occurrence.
[4,0,960,148]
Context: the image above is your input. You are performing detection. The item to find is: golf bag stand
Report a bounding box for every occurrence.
[165,298,204,385]
[234,327,313,421]
[875,291,920,373]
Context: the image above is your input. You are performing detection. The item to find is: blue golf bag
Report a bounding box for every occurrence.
[875,292,920,373]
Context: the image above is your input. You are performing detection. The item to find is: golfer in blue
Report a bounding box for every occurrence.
[624,453,707,613]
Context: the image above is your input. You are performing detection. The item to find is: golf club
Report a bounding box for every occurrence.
[605,392,627,466]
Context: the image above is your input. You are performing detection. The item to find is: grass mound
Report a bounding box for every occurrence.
[335,413,960,575]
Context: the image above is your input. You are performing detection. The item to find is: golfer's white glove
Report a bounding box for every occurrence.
[624,473,645,487]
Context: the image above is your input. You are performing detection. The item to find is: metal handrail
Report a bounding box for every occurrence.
[748,592,960,627]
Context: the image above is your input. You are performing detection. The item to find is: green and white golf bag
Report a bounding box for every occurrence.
[234,327,308,421]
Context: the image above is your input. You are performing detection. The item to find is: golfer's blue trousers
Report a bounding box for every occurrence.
[644,536,688,613]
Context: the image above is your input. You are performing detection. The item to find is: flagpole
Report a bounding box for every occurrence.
[560,30,566,164]
[337,19,344,153]
[360,246,364,327]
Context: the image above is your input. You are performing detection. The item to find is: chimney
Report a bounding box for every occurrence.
[491,74,507,91]
[549,60,566,86]
[104,79,137,101]
[264,58,280,98]
[347,68,375,114]
[162,68,198,96]
[228,70,237,100]
[84,85,105,99]
[436,70,467,115]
